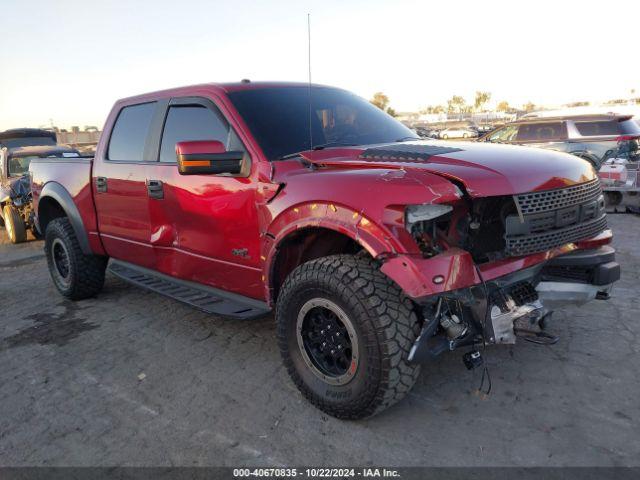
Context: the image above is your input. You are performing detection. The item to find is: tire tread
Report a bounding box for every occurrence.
[45,218,106,300]
[276,254,421,419]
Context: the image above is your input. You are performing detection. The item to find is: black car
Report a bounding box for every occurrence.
[478,114,640,169]
[0,145,80,243]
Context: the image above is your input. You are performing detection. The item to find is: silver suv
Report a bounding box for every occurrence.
[479,114,640,169]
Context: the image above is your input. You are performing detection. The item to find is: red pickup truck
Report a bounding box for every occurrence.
[30,82,620,419]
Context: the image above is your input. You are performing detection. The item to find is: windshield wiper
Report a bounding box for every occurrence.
[277,142,357,161]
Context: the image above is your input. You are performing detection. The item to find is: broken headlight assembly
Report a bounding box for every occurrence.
[405,203,453,258]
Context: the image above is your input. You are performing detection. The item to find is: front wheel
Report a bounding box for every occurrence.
[3,205,27,243]
[442,134,449,139]
[276,254,421,419]
[45,217,107,300]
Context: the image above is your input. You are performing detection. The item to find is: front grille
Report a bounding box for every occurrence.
[515,179,602,215]
[505,216,607,256]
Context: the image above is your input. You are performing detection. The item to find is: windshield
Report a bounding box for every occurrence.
[227,86,415,160]
[7,155,39,176]
[0,137,56,148]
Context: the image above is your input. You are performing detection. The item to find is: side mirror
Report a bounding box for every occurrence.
[176,140,244,175]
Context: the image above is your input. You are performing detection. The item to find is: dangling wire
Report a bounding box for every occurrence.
[474,264,492,399]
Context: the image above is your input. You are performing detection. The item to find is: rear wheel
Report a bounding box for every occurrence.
[442,134,449,139]
[276,254,421,419]
[3,205,27,244]
[45,217,107,299]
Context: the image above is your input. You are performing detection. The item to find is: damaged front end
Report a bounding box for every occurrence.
[408,265,559,364]
[391,179,620,364]
[8,175,36,229]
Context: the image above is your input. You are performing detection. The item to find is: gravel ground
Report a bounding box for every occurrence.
[0,215,638,467]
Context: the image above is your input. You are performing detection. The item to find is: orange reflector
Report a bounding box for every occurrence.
[183,160,211,167]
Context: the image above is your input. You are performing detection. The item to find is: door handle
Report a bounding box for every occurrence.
[95,176,107,193]
[146,179,164,199]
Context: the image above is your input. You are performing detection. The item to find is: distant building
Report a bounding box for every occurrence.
[52,126,101,154]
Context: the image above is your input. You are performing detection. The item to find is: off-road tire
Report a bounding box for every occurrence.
[276,254,422,419]
[3,205,27,243]
[45,218,107,300]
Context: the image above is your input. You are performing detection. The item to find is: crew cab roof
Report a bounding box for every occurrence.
[115,81,339,105]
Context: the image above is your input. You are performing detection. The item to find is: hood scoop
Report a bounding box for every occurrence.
[360,144,464,162]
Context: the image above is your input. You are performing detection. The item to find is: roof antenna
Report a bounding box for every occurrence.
[307,13,313,150]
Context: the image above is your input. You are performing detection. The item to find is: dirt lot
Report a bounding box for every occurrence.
[0,215,639,467]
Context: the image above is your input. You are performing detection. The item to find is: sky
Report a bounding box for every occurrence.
[1,0,638,130]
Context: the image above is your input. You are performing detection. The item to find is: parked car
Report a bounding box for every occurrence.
[478,114,640,169]
[0,145,79,243]
[439,126,478,139]
[477,123,499,135]
[30,82,619,419]
[414,126,439,139]
[0,128,57,149]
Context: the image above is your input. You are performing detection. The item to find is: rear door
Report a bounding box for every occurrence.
[571,119,640,164]
[93,101,165,268]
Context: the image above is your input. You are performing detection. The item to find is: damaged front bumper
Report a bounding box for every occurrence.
[406,244,620,364]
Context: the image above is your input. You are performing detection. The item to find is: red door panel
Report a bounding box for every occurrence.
[93,162,155,268]
[148,164,263,299]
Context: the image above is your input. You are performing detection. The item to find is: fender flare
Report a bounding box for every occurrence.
[262,202,407,303]
[38,181,92,254]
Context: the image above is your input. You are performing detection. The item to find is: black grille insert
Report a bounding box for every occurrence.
[515,179,602,215]
[505,216,607,256]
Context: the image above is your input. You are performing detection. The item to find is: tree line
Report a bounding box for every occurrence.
[370,90,538,115]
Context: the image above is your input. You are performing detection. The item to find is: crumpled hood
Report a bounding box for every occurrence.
[298,141,597,197]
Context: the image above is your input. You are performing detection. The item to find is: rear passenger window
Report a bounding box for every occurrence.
[574,121,620,136]
[108,102,157,161]
[159,105,240,163]
[515,122,566,142]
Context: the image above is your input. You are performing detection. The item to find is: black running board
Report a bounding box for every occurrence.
[108,260,271,320]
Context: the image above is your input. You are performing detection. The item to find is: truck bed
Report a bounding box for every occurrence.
[29,157,102,251]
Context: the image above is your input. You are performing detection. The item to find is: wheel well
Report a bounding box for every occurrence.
[38,196,67,234]
[270,227,365,303]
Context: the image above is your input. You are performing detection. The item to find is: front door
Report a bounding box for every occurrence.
[147,97,263,299]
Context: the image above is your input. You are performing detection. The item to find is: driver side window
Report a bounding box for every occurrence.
[159,105,244,163]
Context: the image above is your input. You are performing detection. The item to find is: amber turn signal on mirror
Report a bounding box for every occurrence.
[175,140,244,175]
